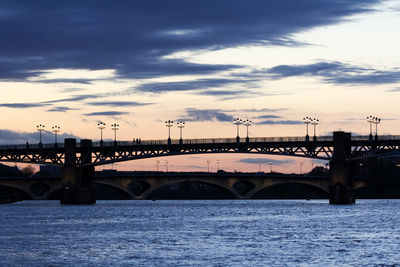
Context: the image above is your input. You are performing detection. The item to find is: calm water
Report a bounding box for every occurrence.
[1,200,400,266]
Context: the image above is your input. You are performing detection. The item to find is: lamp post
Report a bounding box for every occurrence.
[303,117,311,142]
[233,118,242,143]
[300,162,304,175]
[258,161,261,173]
[51,125,60,146]
[311,118,319,141]
[207,160,211,173]
[216,160,221,172]
[165,160,169,172]
[367,115,374,141]
[111,123,119,146]
[156,160,160,172]
[243,119,252,143]
[269,161,272,173]
[177,121,185,145]
[165,120,173,145]
[98,122,106,145]
[36,124,45,146]
[373,117,381,141]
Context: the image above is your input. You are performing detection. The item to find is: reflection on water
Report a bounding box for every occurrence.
[1,200,400,266]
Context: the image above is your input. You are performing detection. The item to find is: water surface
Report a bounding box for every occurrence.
[1,200,399,266]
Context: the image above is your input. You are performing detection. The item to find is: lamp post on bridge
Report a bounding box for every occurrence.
[243,119,252,143]
[165,120,173,145]
[165,160,169,172]
[311,118,319,141]
[367,115,374,141]
[216,160,221,172]
[177,121,185,145]
[303,117,311,142]
[111,123,119,146]
[156,160,160,172]
[269,161,272,173]
[207,160,211,173]
[98,122,106,146]
[373,117,381,141]
[51,125,60,147]
[36,124,45,147]
[233,118,242,143]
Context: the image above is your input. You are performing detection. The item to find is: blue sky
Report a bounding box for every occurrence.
[0,0,399,172]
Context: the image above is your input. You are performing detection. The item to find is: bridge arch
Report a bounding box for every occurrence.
[142,178,239,199]
[0,184,33,201]
[94,182,133,200]
[248,181,329,199]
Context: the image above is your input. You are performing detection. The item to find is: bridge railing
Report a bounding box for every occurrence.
[1,135,400,151]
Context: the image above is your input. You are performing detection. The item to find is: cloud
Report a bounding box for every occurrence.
[134,78,251,93]
[238,158,295,165]
[0,103,44,108]
[242,108,287,113]
[180,108,233,122]
[257,120,303,125]
[386,87,400,92]
[84,111,129,116]
[256,115,282,119]
[47,106,77,112]
[86,101,152,107]
[0,1,380,80]
[262,61,400,85]
[0,129,79,144]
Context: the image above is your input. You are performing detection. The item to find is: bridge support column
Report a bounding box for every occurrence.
[329,131,354,204]
[61,139,95,205]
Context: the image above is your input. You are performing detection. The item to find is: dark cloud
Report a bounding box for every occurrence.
[0,129,79,144]
[256,115,282,119]
[47,106,77,112]
[181,108,233,122]
[258,120,303,125]
[262,61,400,85]
[135,78,251,93]
[0,0,379,80]
[45,94,102,104]
[242,108,287,113]
[0,103,44,108]
[85,111,129,116]
[33,78,93,84]
[238,158,295,165]
[86,101,152,107]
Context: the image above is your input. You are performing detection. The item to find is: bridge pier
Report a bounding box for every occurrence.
[61,139,95,205]
[329,131,354,204]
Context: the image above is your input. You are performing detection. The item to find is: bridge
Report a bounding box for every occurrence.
[1,131,399,204]
[0,172,370,201]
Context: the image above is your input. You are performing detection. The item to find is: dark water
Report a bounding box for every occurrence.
[1,200,400,266]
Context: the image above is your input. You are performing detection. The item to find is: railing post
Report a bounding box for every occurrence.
[329,131,354,204]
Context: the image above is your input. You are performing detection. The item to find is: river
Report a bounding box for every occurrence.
[1,199,400,266]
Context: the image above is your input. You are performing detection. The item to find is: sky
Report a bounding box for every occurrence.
[0,0,399,173]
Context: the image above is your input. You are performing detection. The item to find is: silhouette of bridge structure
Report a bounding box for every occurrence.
[1,131,399,204]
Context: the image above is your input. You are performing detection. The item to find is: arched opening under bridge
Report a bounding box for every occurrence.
[0,185,32,202]
[145,181,237,200]
[252,182,328,199]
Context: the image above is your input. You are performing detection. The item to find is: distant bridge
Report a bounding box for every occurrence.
[0,132,399,204]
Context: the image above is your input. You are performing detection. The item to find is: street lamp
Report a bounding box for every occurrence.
[165,160,169,172]
[366,115,374,140]
[207,160,211,173]
[51,125,60,145]
[373,117,381,140]
[156,160,160,172]
[311,118,319,141]
[98,122,106,145]
[177,121,185,144]
[269,161,272,173]
[303,117,311,142]
[233,118,242,143]
[111,123,119,145]
[300,162,304,175]
[165,120,173,145]
[216,160,221,172]
[36,124,45,145]
[243,119,252,142]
